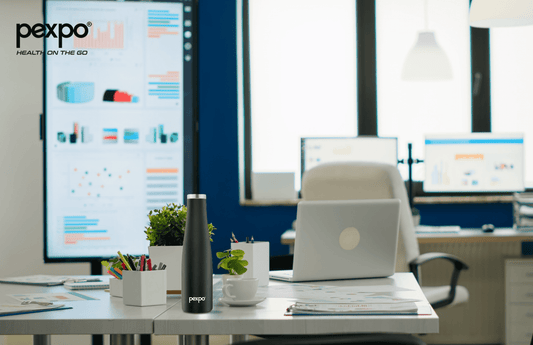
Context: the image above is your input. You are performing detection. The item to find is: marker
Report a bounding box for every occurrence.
[246,237,249,243]
[147,258,152,271]
[140,255,145,271]
[153,264,157,271]
[251,236,254,243]
[161,264,167,270]
[158,262,163,270]
[232,232,238,243]
[127,255,136,271]
[117,251,132,271]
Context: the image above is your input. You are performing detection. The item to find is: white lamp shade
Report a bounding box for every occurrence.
[470,0,533,28]
[401,32,452,81]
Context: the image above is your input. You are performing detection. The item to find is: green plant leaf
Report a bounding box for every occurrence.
[216,251,229,259]
[231,249,245,257]
[240,260,248,267]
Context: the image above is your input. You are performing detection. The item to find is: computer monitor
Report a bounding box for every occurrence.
[301,137,398,179]
[424,133,525,192]
[43,0,197,262]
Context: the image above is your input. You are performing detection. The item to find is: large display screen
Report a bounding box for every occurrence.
[301,137,398,179]
[44,0,197,261]
[424,133,525,192]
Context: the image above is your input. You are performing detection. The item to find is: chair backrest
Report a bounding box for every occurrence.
[301,162,420,272]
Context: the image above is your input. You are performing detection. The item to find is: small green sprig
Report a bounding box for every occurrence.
[216,249,248,275]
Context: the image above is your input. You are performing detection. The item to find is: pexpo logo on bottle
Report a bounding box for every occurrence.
[16,21,92,48]
[189,296,206,303]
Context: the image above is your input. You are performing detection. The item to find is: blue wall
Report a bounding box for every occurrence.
[198,0,514,272]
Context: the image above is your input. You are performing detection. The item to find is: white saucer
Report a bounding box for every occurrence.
[219,297,266,307]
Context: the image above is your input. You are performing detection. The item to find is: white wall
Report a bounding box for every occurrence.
[0,1,90,343]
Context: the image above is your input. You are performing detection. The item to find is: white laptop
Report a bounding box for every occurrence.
[270,199,401,282]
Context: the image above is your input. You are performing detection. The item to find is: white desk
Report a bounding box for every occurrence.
[154,273,438,343]
[0,276,179,345]
[282,228,533,253]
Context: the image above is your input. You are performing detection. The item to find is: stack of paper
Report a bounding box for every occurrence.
[286,301,432,316]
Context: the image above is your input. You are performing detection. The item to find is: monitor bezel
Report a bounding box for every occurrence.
[300,136,399,184]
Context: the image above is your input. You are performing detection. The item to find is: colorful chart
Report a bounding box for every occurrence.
[146,167,179,211]
[69,163,135,198]
[63,216,110,245]
[57,82,95,103]
[74,21,124,49]
[147,10,180,39]
[148,71,180,100]
[103,128,118,143]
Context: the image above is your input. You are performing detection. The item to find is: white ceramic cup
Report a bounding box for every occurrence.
[223,278,259,301]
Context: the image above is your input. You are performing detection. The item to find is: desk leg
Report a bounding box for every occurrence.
[33,335,51,345]
[110,334,135,345]
[230,335,249,344]
[181,335,209,345]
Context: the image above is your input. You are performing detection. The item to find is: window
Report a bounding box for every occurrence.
[376,0,472,181]
[246,0,357,194]
[491,26,533,188]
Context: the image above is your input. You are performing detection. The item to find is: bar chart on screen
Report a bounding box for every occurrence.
[74,21,125,49]
[63,216,110,245]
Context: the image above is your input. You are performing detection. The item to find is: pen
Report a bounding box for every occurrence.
[118,251,132,271]
[161,264,167,270]
[127,255,136,271]
[232,232,238,243]
[158,262,163,270]
[108,270,120,280]
[152,264,157,271]
[251,236,254,243]
[122,262,126,270]
[140,255,145,272]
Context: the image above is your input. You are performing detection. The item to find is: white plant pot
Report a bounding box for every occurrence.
[148,245,182,292]
[222,274,242,285]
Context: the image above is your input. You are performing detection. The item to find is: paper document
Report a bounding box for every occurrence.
[0,275,77,286]
[9,292,98,303]
[286,301,432,316]
[0,303,72,317]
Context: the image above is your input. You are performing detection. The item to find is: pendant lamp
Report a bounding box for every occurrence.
[470,0,533,28]
[402,0,452,81]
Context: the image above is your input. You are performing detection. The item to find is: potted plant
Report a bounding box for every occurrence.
[216,249,248,284]
[145,203,216,292]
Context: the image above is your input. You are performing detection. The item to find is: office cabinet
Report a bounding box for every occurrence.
[506,258,533,345]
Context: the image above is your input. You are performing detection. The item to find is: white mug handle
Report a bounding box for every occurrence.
[223,284,235,299]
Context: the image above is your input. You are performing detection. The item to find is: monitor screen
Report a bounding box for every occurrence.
[301,137,398,179]
[44,0,197,261]
[424,133,525,192]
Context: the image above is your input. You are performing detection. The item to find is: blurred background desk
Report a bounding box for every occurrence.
[281,228,533,344]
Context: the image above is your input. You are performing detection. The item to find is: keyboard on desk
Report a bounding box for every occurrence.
[416,225,461,234]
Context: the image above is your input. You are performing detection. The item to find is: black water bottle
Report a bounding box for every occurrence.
[182,194,213,313]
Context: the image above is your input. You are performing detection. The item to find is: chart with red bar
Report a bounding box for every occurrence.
[74,21,124,49]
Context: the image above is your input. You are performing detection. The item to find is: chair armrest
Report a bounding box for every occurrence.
[409,252,469,309]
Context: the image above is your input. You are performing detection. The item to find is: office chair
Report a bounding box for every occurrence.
[299,162,469,309]
[233,334,426,345]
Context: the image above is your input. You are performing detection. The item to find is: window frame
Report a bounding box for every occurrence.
[240,0,517,203]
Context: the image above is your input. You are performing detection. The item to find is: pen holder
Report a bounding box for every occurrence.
[122,270,167,307]
[109,278,123,298]
[231,241,270,286]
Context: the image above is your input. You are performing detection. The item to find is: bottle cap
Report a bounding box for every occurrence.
[187,194,206,199]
